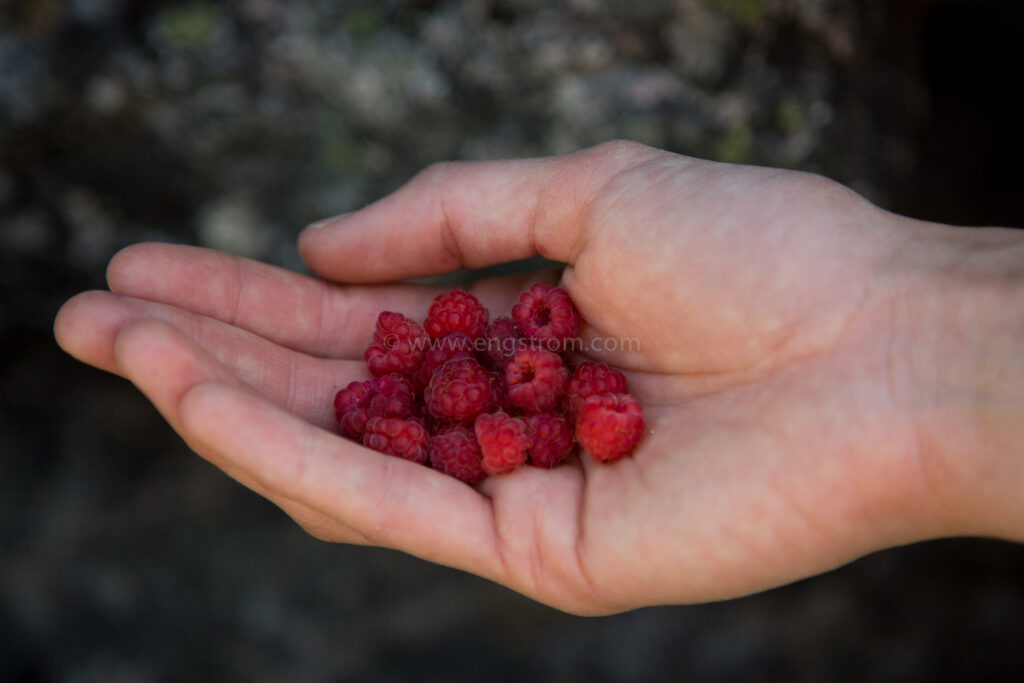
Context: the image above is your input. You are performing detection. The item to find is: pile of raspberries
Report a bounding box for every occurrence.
[333,284,644,485]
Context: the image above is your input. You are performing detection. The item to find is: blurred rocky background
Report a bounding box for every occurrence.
[3,0,1023,680]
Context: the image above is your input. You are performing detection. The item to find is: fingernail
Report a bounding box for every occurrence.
[305,211,352,230]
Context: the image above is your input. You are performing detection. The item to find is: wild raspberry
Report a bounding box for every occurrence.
[364,312,429,377]
[425,357,492,424]
[525,413,573,468]
[428,425,486,485]
[474,411,530,475]
[480,316,520,369]
[576,393,645,463]
[334,374,415,438]
[411,333,474,394]
[505,347,569,413]
[511,284,581,349]
[424,290,489,340]
[565,361,628,415]
[362,416,429,464]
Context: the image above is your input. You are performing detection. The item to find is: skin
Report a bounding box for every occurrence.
[54,140,1024,615]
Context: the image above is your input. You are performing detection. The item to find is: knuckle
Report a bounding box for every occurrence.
[592,138,650,158]
[418,159,460,185]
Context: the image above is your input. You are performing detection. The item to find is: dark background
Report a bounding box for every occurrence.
[3,1,1024,680]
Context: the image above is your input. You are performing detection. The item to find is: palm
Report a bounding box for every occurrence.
[559,156,921,608]
[56,142,926,614]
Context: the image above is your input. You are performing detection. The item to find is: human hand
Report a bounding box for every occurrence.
[54,141,1022,614]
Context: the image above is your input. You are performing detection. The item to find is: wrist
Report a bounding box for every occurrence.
[890,218,1024,540]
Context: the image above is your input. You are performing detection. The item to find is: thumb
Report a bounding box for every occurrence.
[297,140,659,283]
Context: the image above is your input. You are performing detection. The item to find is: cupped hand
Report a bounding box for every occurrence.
[54,141,949,614]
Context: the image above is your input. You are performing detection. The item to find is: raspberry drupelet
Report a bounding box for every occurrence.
[474,411,531,475]
[575,393,645,463]
[364,311,429,377]
[565,360,629,415]
[428,425,486,484]
[525,413,574,468]
[511,283,582,349]
[424,357,492,424]
[480,316,520,369]
[362,416,430,464]
[334,374,415,439]
[505,347,569,413]
[424,290,489,340]
[411,332,474,394]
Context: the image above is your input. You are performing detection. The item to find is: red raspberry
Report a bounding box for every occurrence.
[505,347,569,413]
[425,357,492,424]
[565,361,628,415]
[364,312,429,377]
[334,374,415,438]
[480,316,520,369]
[474,411,530,475]
[424,290,489,340]
[576,393,645,463]
[525,413,574,468]
[411,333,474,394]
[511,284,581,349]
[428,425,486,484]
[362,416,429,464]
